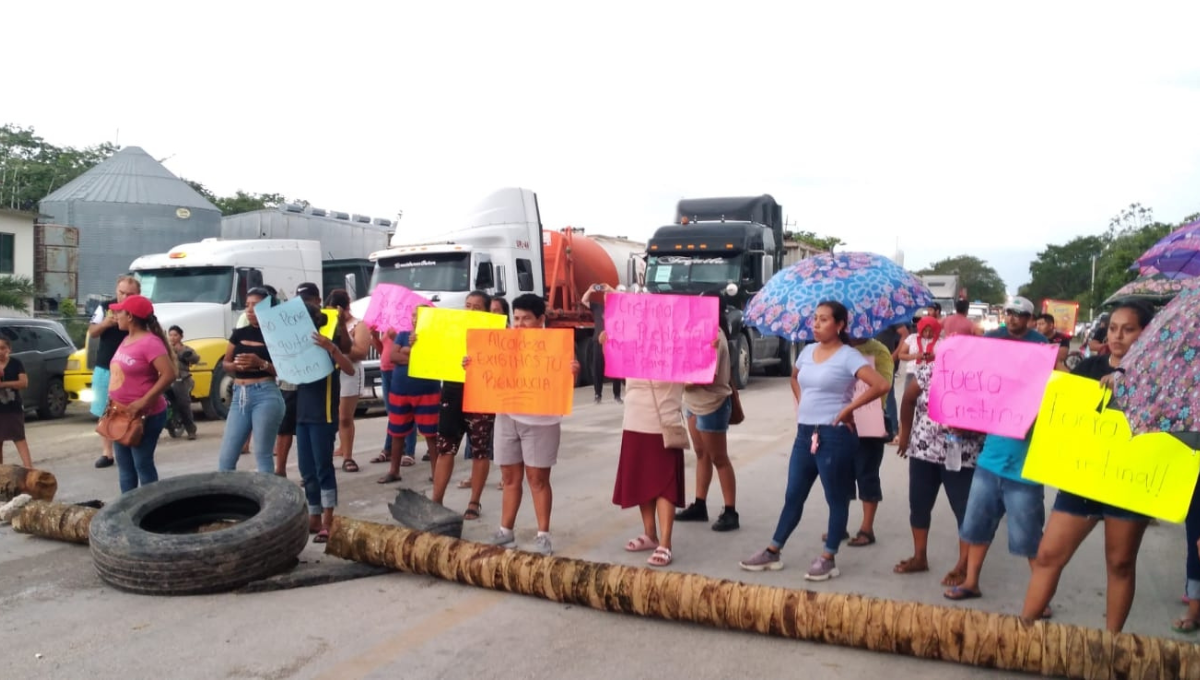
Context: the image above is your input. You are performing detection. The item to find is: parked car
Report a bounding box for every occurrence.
[0,317,75,419]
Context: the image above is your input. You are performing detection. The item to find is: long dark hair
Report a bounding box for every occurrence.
[131,313,178,369]
[326,288,351,311]
[1110,300,1155,330]
[817,300,852,345]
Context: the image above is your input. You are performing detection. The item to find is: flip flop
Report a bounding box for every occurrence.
[647,546,673,567]
[376,473,402,484]
[400,455,416,467]
[457,479,472,489]
[893,558,929,574]
[941,570,967,587]
[625,534,659,552]
[847,530,875,547]
[370,452,390,464]
[463,502,481,521]
[341,459,360,472]
[943,586,982,601]
[313,529,330,544]
[1173,618,1200,634]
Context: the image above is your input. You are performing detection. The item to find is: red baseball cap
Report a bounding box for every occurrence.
[110,294,154,320]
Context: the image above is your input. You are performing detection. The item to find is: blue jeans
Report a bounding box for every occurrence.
[959,466,1045,557]
[217,381,285,473]
[114,409,166,493]
[296,421,338,514]
[771,424,858,555]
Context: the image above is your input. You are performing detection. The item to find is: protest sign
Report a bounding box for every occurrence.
[602,293,719,383]
[852,356,887,438]
[408,307,508,382]
[1022,372,1200,522]
[318,309,338,340]
[255,297,332,384]
[463,328,574,416]
[927,335,1057,438]
[362,283,432,333]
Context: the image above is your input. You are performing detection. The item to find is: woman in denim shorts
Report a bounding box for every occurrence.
[1020,301,1154,632]
[739,301,890,581]
[676,331,738,532]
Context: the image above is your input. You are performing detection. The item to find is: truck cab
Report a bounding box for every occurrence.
[644,195,793,388]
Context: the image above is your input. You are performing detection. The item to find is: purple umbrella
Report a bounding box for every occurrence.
[1132,219,1200,280]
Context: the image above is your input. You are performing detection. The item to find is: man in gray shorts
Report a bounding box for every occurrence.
[483,294,578,556]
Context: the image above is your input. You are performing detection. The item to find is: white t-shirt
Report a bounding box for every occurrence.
[903,335,920,376]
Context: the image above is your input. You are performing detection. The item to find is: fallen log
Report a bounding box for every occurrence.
[326,516,1200,680]
[0,464,58,502]
[11,500,97,544]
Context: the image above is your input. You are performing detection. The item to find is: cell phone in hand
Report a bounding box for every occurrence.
[593,284,604,291]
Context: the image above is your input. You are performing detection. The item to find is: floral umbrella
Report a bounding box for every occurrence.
[1114,278,1200,442]
[1132,219,1200,280]
[1103,270,1189,307]
[745,251,933,342]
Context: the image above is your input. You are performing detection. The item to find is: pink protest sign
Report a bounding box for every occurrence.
[603,293,719,383]
[927,334,1058,439]
[362,283,432,333]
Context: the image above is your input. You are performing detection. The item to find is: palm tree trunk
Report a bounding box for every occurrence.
[10,500,96,544]
[326,516,1200,679]
[0,464,58,501]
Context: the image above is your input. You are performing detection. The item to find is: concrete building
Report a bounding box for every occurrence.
[0,208,36,315]
[39,146,221,303]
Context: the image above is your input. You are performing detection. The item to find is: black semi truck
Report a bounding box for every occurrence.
[643,195,794,388]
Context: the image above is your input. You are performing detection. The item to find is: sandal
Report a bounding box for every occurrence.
[625,534,659,552]
[464,502,481,521]
[943,586,982,601]
[376,473,402,484]
[941,570,966,587]
[1173,618,1200,634]
[647,546,673,567]
[400,455,416,467]
[341,459,360,472]
[370,452,390,464]
[313,529,330,544]
[893,557,929,574]
[847,530,875,547]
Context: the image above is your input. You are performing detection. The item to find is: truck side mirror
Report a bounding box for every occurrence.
[344,273,358,301]
[233,268,264,310]
[494,265,507,296]
[475,262,494,290]
[761,255,775,280]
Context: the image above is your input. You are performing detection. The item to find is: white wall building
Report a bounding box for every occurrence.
[0,208,36,315]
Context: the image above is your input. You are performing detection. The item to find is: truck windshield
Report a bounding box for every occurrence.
[136,267,235,304]
[645,254,742,293]
[373,253,470,293]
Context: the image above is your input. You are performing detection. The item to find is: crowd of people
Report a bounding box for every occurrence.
[13,273,1199,634]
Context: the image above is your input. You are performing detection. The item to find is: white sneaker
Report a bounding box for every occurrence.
[489,530,516,549]
[533,534,553,556]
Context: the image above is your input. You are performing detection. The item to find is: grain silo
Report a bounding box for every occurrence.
[39,146,221,303]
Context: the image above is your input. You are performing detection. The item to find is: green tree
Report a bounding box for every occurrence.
[1018,235,1106,310]
[0,124,117,210]
[915,255,1007,304]
[0,275,37,313]
[1092,203,1178,303]
[784,230,843,252]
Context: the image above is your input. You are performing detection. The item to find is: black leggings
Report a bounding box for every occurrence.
[909,457,974,530]
[592,340,623,399]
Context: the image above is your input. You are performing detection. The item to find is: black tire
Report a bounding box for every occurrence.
[89,472,309,595]
[731,333,751,390]
[769,340,796,377]
[201,363,232,421]
[37,377,69,419]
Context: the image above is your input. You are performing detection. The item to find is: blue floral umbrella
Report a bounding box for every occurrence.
[745,251,933,341]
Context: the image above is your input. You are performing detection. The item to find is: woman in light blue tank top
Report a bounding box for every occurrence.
[739,301,890,581]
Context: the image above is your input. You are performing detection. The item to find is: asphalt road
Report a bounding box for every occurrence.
[1,378,1193,680]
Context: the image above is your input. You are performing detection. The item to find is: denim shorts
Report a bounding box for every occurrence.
[1053,490,1150,522]
[685,397,732,433]
[959,466,1045,558]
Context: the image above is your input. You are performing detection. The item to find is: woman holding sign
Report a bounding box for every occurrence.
[739,301,890,580]
[217,288,286,474]
[1020,300,1155,633]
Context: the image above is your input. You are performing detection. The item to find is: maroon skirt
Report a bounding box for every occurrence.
[612,430,685,509]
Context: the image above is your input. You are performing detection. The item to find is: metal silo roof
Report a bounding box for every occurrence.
[40,146,219,212]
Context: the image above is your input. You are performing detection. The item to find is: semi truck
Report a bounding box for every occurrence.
[643,195,793,388]
[920,274,963,314]
[354,187,645,386]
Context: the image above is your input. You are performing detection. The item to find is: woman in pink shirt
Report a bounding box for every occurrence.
[106,294,177,493]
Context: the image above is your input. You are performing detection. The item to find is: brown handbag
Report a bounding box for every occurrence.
[729,383,745,425]
[96,402,145,447]
[648,381,690,451]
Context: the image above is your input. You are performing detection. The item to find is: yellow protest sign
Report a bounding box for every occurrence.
[1022,372,1200,522]
[407,307,508,382]
[318,309,338,340]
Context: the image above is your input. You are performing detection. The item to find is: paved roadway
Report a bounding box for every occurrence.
[1,378,1193,680]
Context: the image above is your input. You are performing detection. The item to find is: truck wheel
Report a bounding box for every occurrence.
[88,472,309,595]
[731,334,751,390]
[201,363,232,421]
[770,341,797,377]
[37,378,69,419]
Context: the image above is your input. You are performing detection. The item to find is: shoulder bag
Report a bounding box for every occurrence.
[728,383,745,426]
[96,402,145,447]
[648,381,690,451]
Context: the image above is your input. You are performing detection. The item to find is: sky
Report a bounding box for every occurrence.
[7,1,1200,292]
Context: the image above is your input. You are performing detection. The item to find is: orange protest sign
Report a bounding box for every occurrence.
[463,328,575,416]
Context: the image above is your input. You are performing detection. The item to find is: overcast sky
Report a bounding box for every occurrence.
[8,1,1200,292]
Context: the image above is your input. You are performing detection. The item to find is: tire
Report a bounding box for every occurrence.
[201,363,232,421]
[769,340,796,377]
[574,337,593,387]
[37,377,69,420]
[731,333,751,390]
[88,472,309,595]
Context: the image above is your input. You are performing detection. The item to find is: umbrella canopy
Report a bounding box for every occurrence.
[1132,219,1200,280]
[745,251,932,342]
[1114,278,1200,438]
[1103,271,1188,306]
